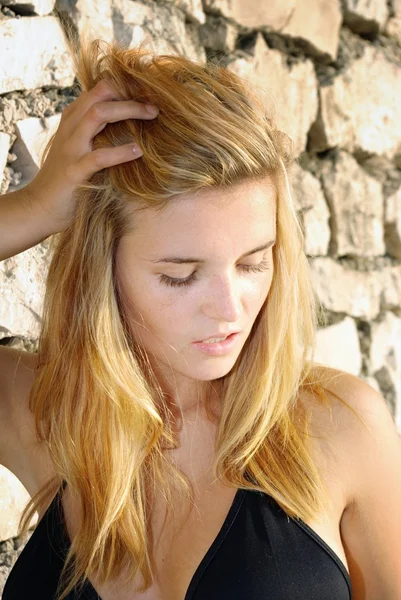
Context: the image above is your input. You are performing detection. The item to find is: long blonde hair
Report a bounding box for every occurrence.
[19,34,358,599]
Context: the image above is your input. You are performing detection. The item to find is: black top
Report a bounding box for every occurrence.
[3,480,352,599]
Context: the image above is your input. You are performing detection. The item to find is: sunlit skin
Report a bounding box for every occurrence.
[115,177,277,424]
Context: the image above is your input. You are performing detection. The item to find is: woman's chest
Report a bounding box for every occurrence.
[61,483,349,600]
[56,448,350,600]
[72,482,241,600]
[28,400,350,600]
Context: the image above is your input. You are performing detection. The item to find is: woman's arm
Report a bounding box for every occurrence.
[332,373,401,599]
[0,78,158,262]
[0,187,60,261]
[0,78,159,468]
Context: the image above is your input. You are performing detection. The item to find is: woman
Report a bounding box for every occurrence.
[0,37,400,600]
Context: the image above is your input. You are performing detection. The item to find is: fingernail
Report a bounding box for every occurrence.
[145,104,159,115]
[132,143,142,154]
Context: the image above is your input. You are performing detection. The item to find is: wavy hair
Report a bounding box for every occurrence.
[18,33,361,600]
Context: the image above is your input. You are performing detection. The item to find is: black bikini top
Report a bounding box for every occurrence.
[3,480,351,599]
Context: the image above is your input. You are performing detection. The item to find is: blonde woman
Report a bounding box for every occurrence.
[0,37,400,600]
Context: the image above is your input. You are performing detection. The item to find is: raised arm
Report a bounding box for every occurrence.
[0,78,158,474]
[0,78,158,262]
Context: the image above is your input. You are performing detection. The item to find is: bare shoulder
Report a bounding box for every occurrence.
[296,365,365,512]
[299,363,394,438]
[0,346,39,482]
[304,363,399,455]
[302,364,401,598]
[300,364,398,486]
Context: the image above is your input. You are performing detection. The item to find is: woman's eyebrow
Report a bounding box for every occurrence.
[148,239,276,265]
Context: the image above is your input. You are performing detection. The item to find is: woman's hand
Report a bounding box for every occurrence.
[23,78,158,233]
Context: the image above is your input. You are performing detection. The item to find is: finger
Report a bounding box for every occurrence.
[71,143,144,182]
[68,99,158,152]
[60,79,123,136]
[89,101,159,136]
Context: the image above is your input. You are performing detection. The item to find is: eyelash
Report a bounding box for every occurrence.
[159,260,271,288]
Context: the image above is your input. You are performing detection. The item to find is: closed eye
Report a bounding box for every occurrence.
[158,260,271,288]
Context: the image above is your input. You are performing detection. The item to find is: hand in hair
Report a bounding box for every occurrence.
[23,78,158,234]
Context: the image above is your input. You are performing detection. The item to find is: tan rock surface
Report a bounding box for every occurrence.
[280,0,342,60]
[309,45,401,158]
[0,242,49,341]
[315,317,362,376]
[342,0,389,34]
[385,17,401,45]
[309,257,382,320]
[369,312,401,423]
[380,264,401,312]
[112,0,206,62]
[289,162,330,256]
[0,468,36,543]
[201,0,296,30]
[0,134,10,188]
[317,151,385,258]
[0,17,75,95]
[228,34,318,157]
[199,15,238,52]
[11,115,61,189]
[162,0,205,24]
[1,0,55,16]
[202,0,341,59]
[384,186,401,260]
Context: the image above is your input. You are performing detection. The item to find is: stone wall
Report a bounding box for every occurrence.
[1,0,401,593]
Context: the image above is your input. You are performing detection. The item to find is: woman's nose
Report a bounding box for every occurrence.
[202,274,242,321]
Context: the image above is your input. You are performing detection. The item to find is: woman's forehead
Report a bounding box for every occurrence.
[118,180,276,265]
[129,178,276,237]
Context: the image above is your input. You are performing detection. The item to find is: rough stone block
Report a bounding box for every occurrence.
[201,0,296,30]
[0,133,11,188]
[227,34,318,157]
[199,15,238,52]
[394,0,401,17]
[342,0,389,34]
[385,17,401,45]
[1,0,55,16]
[203,0,341,60]
[315,317,362,375]
[0,241,50,341]
[369,312,401,422]
[309,257,382,319]
[0,467,36,542]
[309,45,401,159]
[384,186,401,260]
[56,0,206,89]
[280,0,342,61]
[55,0,114,44]
[10,115,61,189]
[370,312,401,374]
[289,162,330,256]
[162,0,205,24]
[112,0,206,63]
[317,151,385,258]
[0,16,75,95]
[380,264,401,312]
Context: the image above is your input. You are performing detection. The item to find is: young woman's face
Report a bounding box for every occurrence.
[115,177,276,398]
